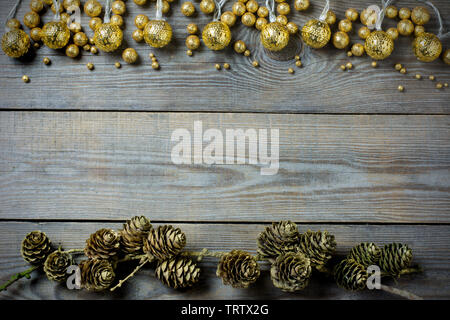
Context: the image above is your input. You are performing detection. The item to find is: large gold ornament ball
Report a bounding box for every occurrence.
[412,32,442,62]
[397,19,414,36]
[411,7,430,26]
[1,29,30,58]
[84,0,102,17]
[301,19,331,49]
[41,21,71,49]
[364,30,394,60]
[202,21,231,51]
[144,20,173,48]
[122,48,138,64]
[332,31,349,49]
[260,22,290,52]
[94,23,124,52]
[442,49,450,65]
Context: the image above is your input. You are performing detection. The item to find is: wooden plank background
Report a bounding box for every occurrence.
[0,0,449,300]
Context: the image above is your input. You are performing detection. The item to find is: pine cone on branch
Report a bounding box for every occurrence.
[79,259,115,291]
[257,221,300,261]
[270,251,312,292]
[216,250,260,288]
[379,243,413,276]
[144,225,186,261]
[297,230,336,271]
[334,258,368,291]
[21,231,52,265]
[120,216,152,255]
[348,242,381,268]
[43,248,74,282]
[155,257,200,289]
[84,228,121,260]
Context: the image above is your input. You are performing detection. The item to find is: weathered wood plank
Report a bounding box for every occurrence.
[0,222,448,300]
[0,0,449,113]
[0,112,449,223]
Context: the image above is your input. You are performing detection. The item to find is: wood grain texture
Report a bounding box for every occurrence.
[0,111,449,223]
[0,0,449,113]
[0,222,449,300]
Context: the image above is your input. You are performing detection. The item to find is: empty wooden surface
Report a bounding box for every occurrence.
[0,0,449,300]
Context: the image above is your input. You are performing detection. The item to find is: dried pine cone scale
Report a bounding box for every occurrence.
[21,231,52,265]
[120,216,152,255]
[270,252,312,292]
[79,259,115,291]
[257,221,300,261]
[84,228,121,260]
[144,225,186,261]
[217,250,260,288]
[156,257,200,289]
[44,249,73,282]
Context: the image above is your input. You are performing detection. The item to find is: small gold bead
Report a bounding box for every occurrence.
[152,61,160,70]
[252,60,259,67]
[87,62,94,70]
[429,75,435,81]
[445,83,449,88]
[371,61,377,68]
[436,83,443,89]
[288,68,294,74]
[115,62,121,68]
[135,14,149,30]
[415,74,422,80]
[149,53,155,58]
[187,49,193,56]
[295,60,302,67]
[400,68,407,74]
[22,75,30,83]
[358,26,371,40]
[346,62,353,70]
[395,63,402,71]
[33,43,40,49]
[90,46,98,54]
[347,51,353,57]
[244,49,251,57]
[223,63,230,69]
[83,44,91,52]
[295,55,300,60]
[152,57,157,62]
[89,38,95,45]
[340,65,346,71]
[398,85,404,92]
[215,63,221,70]
[43,57,51,65]
[275,14,288,26]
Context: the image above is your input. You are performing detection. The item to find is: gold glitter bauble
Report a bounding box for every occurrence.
[6,19,21,30]
[202,21,231,51]
[1,29,30,58]
[30,0,45,13]
[398,7,411,20]
[255,17,268,31]
[23,11,40,29]
[112,0,126,15]
[257,6,269,18]
[338,19,352,33]
[187,23,198,34]
[132,29,144,42]
[301,19,331,49]
[122,48,138,64]
[411,6,430,26]
[221,11,236,27]
[144,20,173,48]
[41,21,71,49]
[30,28,42,42]
[332,31,349,49]
[286,22,298,34]
[386,5,398,19]
[351,43,365,56]
[443,49,450,65]
[412,32,442,62]
[260,22,289,52]
[181,2,195,17]
[397,19,414,36]
[358,26,370,39]
[387,27,399,40]
[360,8,377,26]
[325,11,336,25]
[84,0,102,17]
[364,30,394,60]
[110,15,124,28]
[345,8,359,22]
[73,32,88,46]
[200,0,215,14]
[94,23,124,52]
[65,44,79,58]
[186,35,200,50]
[234,40,246,53]
[90,17,102,31]
[276,15,288,26]
[135,14,149,30]
[242,12,256,27]
[232,2,246,16]
[63,0,81,10]
[294,0,309,11]
[415,25,425,37]
[277,3,290,15]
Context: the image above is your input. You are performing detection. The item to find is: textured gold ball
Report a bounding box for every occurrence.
[110,15,124,28]
[276,15,288,26]
[325,11,337,25]
[144,20,173,48]
[135,14,149,30]
[84,0,102,17]
[242,12,256,27]
[65,44,79,58]
[398,19,414,36]
[332,31,349,49]
[412,32,442,62]
[1,29,30,58]
[30,28,42,42]
[60,12,70,24]
[43,57,51,65]
[345,8,359,22]
[351,43,365,56]
[411,7,430,26]
[286,22,298,34]
[73,32,88,46]
[261,22,289,52]
[257,6,269,18]
[69,22,82,33]
[112,1,126,15]
[244,49,251,56]
[162,1,170,14]
[51,3,64,13]
[415,25,425,37]
[338,19,352,33]
[86,62,94,70]
[255,17,268,31]
[247,0,259,13]
[221,11,237,27]
[134,0,147,5]
[6,19,21,30]
[294,0,309,11]
[122,48,138,64]
[181,2,195,17]
[94,23,124,52]
[200,0,215,14]
[90,46,98,54]
[23,11,40,29]
[63,0,81,10]
[41,21,71,49]
[234,40,246,53]
[358,26,371,39]
[386,5,398,19]
[152,61,160,69]
[187,23,198,34]
[90,17,102,31]
[132,29,144,42]
[364,30,394,60]
[443,49,450,65]
[277,3,290,15]
[387,27,399,40]
[398,7,411,20]
[202,21,231,51]
[232,2,246,16]
[360,8,377,26]
[22,75,30,83]
[30,0,44,13]
[301,19,331,49]
[186,35,200,50]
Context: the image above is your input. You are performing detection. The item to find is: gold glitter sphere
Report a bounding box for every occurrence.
[181,2,195,17]
[30,0,44,13]
[325,11,337,25]
[65,44,79,58]
[94,23,124,52]
[260,22,289,52]
[411,7,430,26]
[443,49,450,65]
[22,75,30,83]
[112,0,126,15]
[6,19,21,30]
[351,43,365,56]
[386,5,398,19]
[332,31,349,49]
[110,15,124,28]
[69,22,82,33]
[294,0,309,11]
[415,26,426,37]
[338,19,352,33]
[301,19,331,49]
[276,15,288,26]
[1,29,30,58]
[286,22,299,34]
[397,19,414,36]
[255,17,268,31]
[242,12,256,27]
[277,3,290,16]
[232,2,246,16]
[258,6,269,18]
[135,14,149,30]
[144,20,173,48]
[358,26,371,39]
[23,11,40,29]
[122,48,138,64]
[73,32,88,46]
[200,0,215,14]
[345,8,359,22]
[387,27,399,40]
[202,21,231,51]
[187,23,199,34]
[84,0,102,17]
[134,0,147,5]
[41,21,71,49]
[234,40,246,53]
[398,7,411,20]
[186,35,200,50]
[360,8,377,26]
[247,0,259,13]
[30,27,42,42]
[221,11,237,27]
[364,30,394,60]
[412,32,442,62]
[63,0,81,10]
[90,17,102,31]
[132,29,144,42]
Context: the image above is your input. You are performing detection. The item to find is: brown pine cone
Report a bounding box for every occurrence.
[79,259,115,291]
[21,231,52,264]
[120,216,152,255]
[379,243,413,276]
[297,230,336,271]
[270,251,312,292]
[43,249,74,282]
[144,225,186,261]
[84,228,121,260]
[348,242,381,268]
[334,258,368,291]
[155,257,200,289]
[257,221,300,261]
[216,250,260,288]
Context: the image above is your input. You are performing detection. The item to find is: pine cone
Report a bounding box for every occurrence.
[348,242,381,268]
[297,230,336,270]
[270,251,312,292]
[120,216,152,255]
[43,249,74,282]
[257,221,300,261]
[155,257,200,289]
[79,259,115,291]
[334,258,368,291]
[379,243,412,276]
[216,250,260,288]
[84,228,121,260]
[144,225,186,261]
[21,231,52,264]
